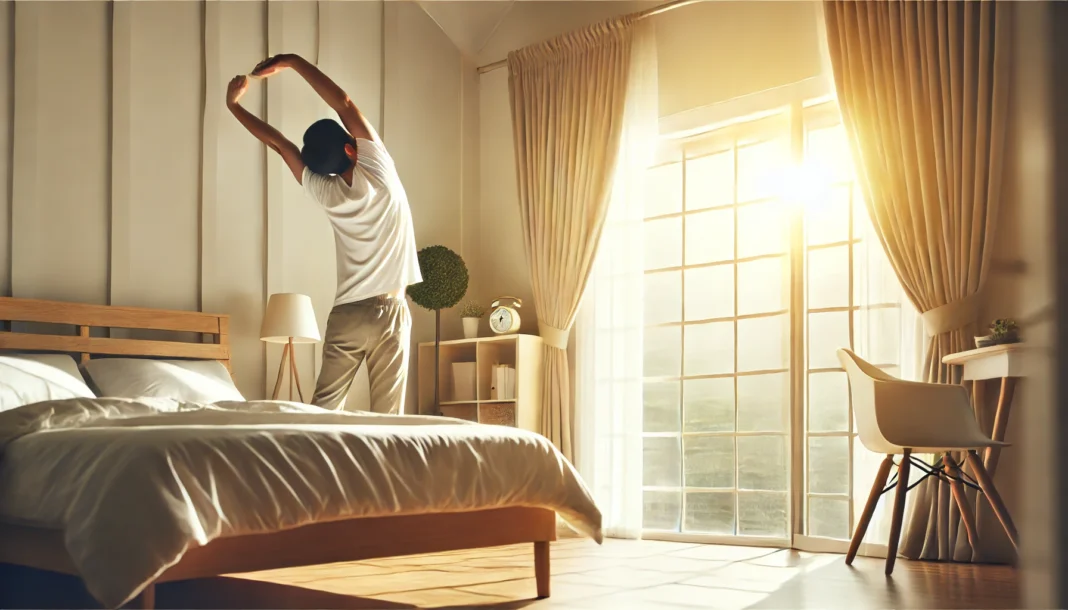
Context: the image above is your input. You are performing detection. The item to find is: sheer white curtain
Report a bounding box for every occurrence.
[574,21,657,540]
[851,204,925,554]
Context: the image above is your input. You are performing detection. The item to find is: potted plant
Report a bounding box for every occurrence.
[976,318,1020,348]
[407,245,469,414]
[458,301,485,339]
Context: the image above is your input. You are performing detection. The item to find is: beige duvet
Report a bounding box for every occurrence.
[0,398,602,608]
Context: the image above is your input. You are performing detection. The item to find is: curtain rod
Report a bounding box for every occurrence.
[475,0,702,75]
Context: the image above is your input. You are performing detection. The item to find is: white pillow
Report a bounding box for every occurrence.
[83,358,244,403]
[0,353,96,411]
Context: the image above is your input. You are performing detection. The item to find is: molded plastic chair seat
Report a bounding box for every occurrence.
[837,349,1007,454]
[837,348,1018,575]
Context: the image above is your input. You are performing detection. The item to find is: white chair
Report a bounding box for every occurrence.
[837,348,1018,575]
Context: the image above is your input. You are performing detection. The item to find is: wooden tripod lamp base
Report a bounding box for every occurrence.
[261,293,321,403]
[272,338,305,402]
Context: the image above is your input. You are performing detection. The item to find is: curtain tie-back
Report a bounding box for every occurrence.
[921,292,981,336]
[538,322,570,350]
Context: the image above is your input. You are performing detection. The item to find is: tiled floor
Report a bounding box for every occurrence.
[175,538,1018,609]
[0,538,1020,609]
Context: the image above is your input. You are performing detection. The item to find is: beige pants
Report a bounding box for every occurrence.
[312,295,411,413]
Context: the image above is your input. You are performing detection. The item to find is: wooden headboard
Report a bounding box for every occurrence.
[0,297,231,370]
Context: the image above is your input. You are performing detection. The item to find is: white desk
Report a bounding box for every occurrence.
[942,343,1027,478]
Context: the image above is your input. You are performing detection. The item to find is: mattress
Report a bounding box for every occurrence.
[0,398,602,608]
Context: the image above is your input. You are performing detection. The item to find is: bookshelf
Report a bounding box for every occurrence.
[416,334,544,434]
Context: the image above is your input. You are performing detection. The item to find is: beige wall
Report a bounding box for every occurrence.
[975,3,1063,590]
[996,2,1060,606]
[475,0,824,329]
[0,1,475,414]
[384,0,479,412]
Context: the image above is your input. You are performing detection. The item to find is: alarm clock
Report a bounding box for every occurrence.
[489,296,522,334]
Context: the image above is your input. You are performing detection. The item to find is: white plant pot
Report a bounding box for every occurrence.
[462,317,480,339]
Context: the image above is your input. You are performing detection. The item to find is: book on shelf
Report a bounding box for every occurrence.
[490,364,515,400]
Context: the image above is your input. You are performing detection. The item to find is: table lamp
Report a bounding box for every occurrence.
[261,293,321,401]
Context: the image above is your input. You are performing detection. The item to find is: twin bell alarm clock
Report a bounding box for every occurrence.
[488,296,522,334]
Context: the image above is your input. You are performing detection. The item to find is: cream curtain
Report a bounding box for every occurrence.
[508,16,639,459]
[823,0,1012,562]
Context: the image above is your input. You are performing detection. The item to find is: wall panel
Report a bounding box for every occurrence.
[12,1,110,303]
[111,1,202,313]
[203,0,268,398]
[0,2,12,298]
[265,0,333,402]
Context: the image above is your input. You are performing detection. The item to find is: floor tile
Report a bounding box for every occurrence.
[555,566,687,589]
[0,537,1020,609]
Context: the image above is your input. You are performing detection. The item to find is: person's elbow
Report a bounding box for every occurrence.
[340,97,359,115]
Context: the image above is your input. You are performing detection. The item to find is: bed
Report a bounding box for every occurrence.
[0,297,602,609]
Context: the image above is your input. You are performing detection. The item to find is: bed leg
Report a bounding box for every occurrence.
[534,540,550,598]
[136,583,155,609]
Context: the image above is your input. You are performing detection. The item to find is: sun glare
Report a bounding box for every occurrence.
[780,159,835,210]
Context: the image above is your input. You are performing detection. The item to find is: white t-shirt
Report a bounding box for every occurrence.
[302,138,422,307]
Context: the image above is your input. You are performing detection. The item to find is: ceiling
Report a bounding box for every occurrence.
[416,1,518,60]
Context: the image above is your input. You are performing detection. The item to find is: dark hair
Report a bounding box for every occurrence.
[301,119,354,175]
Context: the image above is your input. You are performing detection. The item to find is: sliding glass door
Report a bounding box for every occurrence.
[641,102,911,547]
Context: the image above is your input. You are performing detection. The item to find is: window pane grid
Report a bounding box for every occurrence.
[641,109,904,543]
[801,118,899,541]
[644,309,789,328]
[643,126,792,538]
[644,252,786,274]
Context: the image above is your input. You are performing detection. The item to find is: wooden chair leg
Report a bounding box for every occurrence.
[944,452,980,555]
[534,541,550,598]
[847,454,895,565]
[965,449,1019,551]
[885,449,911,575]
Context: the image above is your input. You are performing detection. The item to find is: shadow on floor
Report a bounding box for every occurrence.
[744,553,1018,610]
[0,564,416,610]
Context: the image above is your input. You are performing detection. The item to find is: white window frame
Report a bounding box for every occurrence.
[641,99,902,555]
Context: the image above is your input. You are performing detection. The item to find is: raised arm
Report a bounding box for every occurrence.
[226,76,305,184]
[251,54,377,144]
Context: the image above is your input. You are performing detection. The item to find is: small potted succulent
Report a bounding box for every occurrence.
[976,318,1020,348]
[458,301,485,339]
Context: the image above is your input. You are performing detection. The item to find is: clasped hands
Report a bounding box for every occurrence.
[226,54,296,108]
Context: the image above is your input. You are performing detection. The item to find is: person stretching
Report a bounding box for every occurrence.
[226,54,421,413]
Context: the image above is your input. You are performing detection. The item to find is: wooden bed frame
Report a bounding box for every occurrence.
[0,297,556,609]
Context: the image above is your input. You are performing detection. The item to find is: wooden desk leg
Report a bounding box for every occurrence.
[972,379,987,427]
[984,377,1017,478]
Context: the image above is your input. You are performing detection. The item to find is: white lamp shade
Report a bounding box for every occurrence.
[260,293,321,343]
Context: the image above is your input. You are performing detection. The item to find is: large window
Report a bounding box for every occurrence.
[641,102,909,545]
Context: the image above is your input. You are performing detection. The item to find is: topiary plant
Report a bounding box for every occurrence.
[407,245,469,414]
[407,245,469,311]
